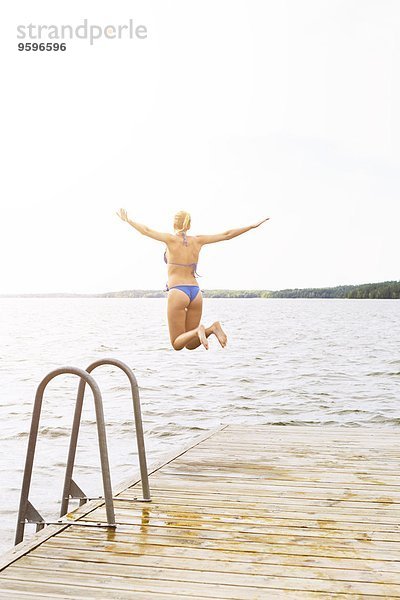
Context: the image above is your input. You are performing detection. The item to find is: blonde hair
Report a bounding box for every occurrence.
[174,210,191,233]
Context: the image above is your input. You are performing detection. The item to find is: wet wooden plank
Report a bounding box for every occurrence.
[119,489,400,510]
[5,558,400,597]
[0,578,381,600]
[152,469,400,487]
[0,579,209,599]
[168,455,400,471]
[126,486,400,505]
[44,528,400,561]
[52,526,400,560]
[223,425,398,435]
[81,506,400,539]
[30,545,400,583]
[150,476,400,500]
[1,424,400,598]
[43,535,400,572]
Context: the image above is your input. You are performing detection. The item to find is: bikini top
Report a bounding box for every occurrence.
[163,250,200,277]
[163,232,200,277]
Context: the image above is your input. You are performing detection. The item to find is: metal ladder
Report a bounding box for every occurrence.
[15,358,151,545]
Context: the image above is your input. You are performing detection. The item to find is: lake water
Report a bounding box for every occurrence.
[0,297,399,554]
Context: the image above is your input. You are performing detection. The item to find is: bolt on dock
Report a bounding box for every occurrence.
[1,424,400,598]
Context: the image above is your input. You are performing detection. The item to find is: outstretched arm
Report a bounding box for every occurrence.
[116,208,172,243]
[196,218,270,245]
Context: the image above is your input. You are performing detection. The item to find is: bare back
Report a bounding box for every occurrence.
[165,234,202,287]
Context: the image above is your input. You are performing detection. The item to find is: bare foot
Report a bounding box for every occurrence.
[197,324,209,350]
[211,321,227,348]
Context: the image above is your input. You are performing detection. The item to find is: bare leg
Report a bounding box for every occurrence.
[173,324,209,351]
[167,289,227,351]
[167,290,209,351]
[185,320,227,350]
[185,323,214,349]
[183,293,228,350]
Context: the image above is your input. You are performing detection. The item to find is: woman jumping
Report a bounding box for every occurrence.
[116,209,269,351]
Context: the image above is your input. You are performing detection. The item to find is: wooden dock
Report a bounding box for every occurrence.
[1,424,400,598]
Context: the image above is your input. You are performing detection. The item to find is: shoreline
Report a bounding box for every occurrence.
[0,280,399,300]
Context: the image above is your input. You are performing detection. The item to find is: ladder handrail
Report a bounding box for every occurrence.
[60,358,151,518]
[15,367,116,546]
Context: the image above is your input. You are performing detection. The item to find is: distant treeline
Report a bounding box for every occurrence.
[266,281,400,299]
[2,281,399,299]
[101,281,400,299]
[205,281,400,299]
[266,281,400,300]
[102,290,165,298]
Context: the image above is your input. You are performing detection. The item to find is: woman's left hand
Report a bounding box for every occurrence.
[116,208,128,222]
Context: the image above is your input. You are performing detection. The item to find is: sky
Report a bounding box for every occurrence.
[1,0,399,293]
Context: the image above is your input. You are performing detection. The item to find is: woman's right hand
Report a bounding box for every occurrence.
[116,208,128,222]
[252,217,270,228]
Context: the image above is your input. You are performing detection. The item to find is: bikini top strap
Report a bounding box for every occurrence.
[163,242,201,276]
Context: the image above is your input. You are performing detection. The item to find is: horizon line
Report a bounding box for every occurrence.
[1,279,399,297]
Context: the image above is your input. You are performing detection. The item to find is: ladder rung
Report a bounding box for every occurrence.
[68,496,152,501]
[45,521,117,528]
